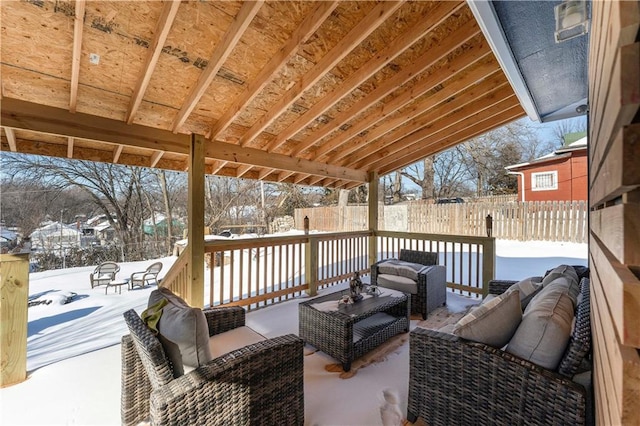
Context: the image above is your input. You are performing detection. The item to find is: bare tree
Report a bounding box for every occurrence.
[550,117,588,147]
[402,157,435,200]
[2,154,150,258]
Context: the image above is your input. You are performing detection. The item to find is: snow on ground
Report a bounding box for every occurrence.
[0,239,587,426]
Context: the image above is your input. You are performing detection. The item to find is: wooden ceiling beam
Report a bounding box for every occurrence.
[315,39,492,161]
[126,0,181,124]
[4,128,17,152]
[237,0,405,148]
[378,105,524,175]
[328,64,504,165]
[291,18,482,158]
[207,1,338,140]
[150,150,165,168]
[368,96,520,171]
[69,0,86,113]
[307,176,325,186]
[67,137,74,158]
[171,1,263,133]
[266,1,464,154]
[277,171,295,182]
[340,73,510,168]
[2,98,190,154]
[236,164,253,178]
[113,145,124,163]
[202,139,366,183]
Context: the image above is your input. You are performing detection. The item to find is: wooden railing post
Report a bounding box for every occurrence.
[482,237,496,298]
[187,134,205,308]
[368,172,379,266]
[305,235,318,296]
[1,253,30,387]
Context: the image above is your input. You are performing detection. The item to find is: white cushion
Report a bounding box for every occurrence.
[148,288,212,377]
[506,280,575,370]
[208,326,266,358]
[377,260,425,281]
[376,273,418,294]
[452,290,522,347]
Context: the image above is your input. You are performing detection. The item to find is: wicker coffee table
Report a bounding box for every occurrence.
[299,287,409,371]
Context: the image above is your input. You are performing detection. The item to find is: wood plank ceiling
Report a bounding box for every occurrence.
[0,0,524,189]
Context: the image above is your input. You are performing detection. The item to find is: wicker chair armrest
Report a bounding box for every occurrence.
[488,279,518,295]
[203,306,246,336]
[408,328,586,426]
[370,258,395,284]
[150,334,304,425]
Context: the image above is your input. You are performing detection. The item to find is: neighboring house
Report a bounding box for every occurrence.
[505,136,588,202]
[0,228,17,251]
[143,213,184,237]
[29,222,81,251]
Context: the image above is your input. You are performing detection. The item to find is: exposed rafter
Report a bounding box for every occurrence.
[150,150,165,168]
[113,145,124,163]
[67,137,74,158]
[126,0,181,124]
[207,1,339,141]
[292,19,483,158]
[4,128,17,152]
[69,0,86,113]
[237,1,405,148]
[171,1,263,133]
[266,1,464,154]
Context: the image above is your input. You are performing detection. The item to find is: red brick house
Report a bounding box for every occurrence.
[505,137,587,202]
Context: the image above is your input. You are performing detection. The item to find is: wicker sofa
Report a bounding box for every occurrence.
[407,266,592,426]
[121,292,304,425]
[371,249,446,319]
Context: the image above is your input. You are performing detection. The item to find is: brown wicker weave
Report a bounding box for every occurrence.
[407,274,592,425]
[371,249,445,319]
[121,307,304,425]
[299,288,409,371]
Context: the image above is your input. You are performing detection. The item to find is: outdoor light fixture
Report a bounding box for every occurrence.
[554,0,589,43]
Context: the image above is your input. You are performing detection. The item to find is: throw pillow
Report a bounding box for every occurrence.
[452,290,522,347]
[505,280,575,370]
[148,288,212,377]
[505,276,543,309]
[541,265,578,288]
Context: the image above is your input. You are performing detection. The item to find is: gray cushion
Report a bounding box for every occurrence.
[505,276,543,309]
[452,290,522,347]
[377,259,425,281]
[148,288,212,377]
[506,280,575,370]
[377,273,418,294]
[541,265,578,289]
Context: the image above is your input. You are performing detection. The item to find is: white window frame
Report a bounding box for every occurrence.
[531,171,558,191]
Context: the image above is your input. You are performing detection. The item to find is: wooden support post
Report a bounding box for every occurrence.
[305,235,318,296]
[1,253,30,387]
[368,172,379,267]
[187,134,205,308]
[481,237,496,298]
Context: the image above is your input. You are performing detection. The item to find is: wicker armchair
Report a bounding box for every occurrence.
[371,249,446,319]
[407,277,592,426]
[89,261,120,288]
[121,306,304,426]
[129,261,163,289]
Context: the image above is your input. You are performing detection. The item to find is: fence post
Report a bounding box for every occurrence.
[305,235,318,296]
[1,253,30,387]
[481,237,496,298]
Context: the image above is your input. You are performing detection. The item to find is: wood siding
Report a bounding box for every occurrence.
[588,1,640,424]
[514,150,588,202]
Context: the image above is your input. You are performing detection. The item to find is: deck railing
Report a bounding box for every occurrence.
[163,231,495,309]
[375,231,495,297]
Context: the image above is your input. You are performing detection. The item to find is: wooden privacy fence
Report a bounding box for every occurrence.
[296,200,588,243]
